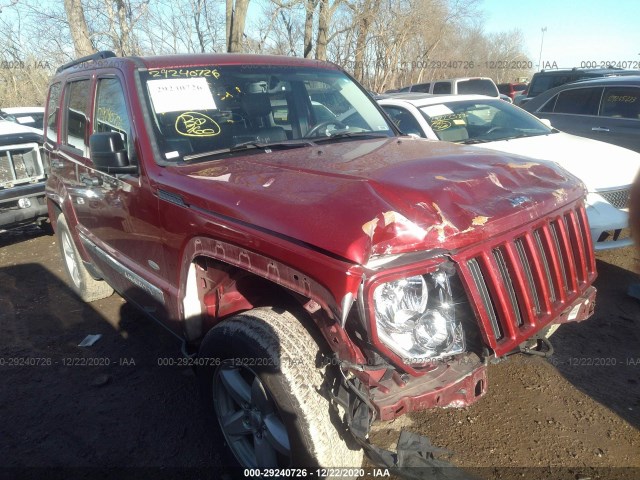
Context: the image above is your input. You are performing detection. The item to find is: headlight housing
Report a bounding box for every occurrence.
[372,265,465,363]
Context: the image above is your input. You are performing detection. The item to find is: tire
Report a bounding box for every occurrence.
[56,213,113,302]
[197,307,363,475]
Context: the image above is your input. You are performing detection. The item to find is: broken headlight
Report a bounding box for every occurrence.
[372,265,465,363]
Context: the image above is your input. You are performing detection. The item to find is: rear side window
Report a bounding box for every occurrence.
[411,83,431,93]
[539,95,558,113]
[46,82,62,142]
[64,79,91,156]
[433,82,451,94]
[600,87,640,119]
[458,79,498,97]
[529,74,574,96]
[382,105,424,137]
[553,87,603,115]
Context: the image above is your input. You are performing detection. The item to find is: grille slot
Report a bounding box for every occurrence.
[0,145,43,187]
[0,151,14,183]
[599,188,630,209]
[462,205,596,350]
[468,258,503,340]
[533,228,557,303]
[514,237,541,315]
[493,246,524,327]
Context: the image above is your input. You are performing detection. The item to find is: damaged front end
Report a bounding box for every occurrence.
[325,200,597,475]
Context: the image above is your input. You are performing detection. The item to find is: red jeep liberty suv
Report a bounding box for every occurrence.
[44,51,597,474]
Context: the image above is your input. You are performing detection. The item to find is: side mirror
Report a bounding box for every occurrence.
[539,118,552,128]
[89,132,137,174]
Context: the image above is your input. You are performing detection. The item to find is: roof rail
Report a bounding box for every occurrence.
[56,51,117,74]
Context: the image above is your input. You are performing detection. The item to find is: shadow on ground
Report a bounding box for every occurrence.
[0,261,225,478]
[550,258,640,429]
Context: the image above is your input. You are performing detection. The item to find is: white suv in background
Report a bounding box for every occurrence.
[0,107,45,135]
[390,77,502,98]
[0,120,48,231]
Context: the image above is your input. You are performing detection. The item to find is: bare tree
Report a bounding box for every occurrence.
[64,0,95,56]
[228,0,250,52]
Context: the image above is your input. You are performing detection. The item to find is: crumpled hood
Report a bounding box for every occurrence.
[168,137,585,265]
[486,131,640,191]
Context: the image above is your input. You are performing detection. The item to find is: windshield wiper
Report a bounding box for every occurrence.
[314,131,390,143]
[499,132,551,141]
[460,138,492,144]
[183,139,315,162]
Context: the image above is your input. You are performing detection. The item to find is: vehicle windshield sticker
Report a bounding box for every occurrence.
[429,113,467,131]
[148,78,217,113]
[421,104,454,117]
[165,151,179,159]
[16,116,35,124]
[148,68,220,79]
[175,111,221,137]
[606,94,637,103]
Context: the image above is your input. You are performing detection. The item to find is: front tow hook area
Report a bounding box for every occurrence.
[519,336,555,357]
[331,374,479,480]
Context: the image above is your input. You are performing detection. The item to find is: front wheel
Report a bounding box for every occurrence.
[197,307,363,473]
[56,212,113,302]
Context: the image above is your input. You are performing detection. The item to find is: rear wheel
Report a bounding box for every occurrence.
[198,307,363,473]
[56,213,113,302]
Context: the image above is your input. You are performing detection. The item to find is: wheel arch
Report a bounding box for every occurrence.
[178,236,366,364]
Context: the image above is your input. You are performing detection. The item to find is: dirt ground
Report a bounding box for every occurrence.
[1,226,639,480]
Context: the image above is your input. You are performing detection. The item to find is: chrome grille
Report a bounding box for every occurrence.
[599,188,630,209]
[0,145,43,187]
[459,205,596,355]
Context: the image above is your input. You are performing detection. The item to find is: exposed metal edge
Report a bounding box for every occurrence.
[340,291,354,328]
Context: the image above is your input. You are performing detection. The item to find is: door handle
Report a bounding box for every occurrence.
[591,127,610,132]
[80,173,102,187]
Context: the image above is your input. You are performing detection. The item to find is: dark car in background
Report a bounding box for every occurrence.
[519,67,640,107]
[523,75,640,153]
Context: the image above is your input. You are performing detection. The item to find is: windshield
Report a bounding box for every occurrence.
[420,99,553,143]
[139,66,393,162]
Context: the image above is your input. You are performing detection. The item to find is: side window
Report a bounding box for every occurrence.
[553,87,602,115]
[411,83,431,93]
[382,106,424,137]
[600,87,640,119]
[539,94,558,113]
[64,80,91,156]
[433,82,451,94]
[94,77,133,159]
[46,82,62,143]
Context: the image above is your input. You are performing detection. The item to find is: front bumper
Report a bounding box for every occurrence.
[0,182,48,229]
[365,285,595,421]
[586,193,633,251]
[371,353,487,421]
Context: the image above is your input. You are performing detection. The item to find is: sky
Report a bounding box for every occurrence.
[481,0,640,70]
